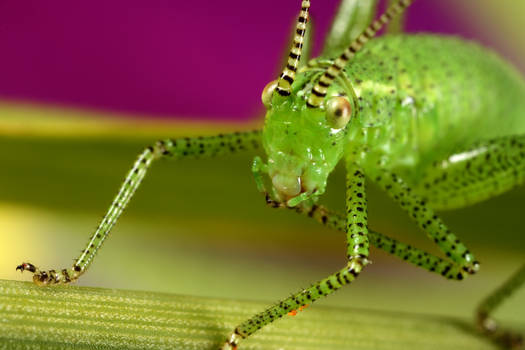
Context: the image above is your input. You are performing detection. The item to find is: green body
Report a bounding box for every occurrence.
[341,35,525,193]
[15,1,525,349]
[263,34,525,209]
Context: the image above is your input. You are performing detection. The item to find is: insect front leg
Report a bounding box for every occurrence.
[16,130,261,285]
[219,162,370,350]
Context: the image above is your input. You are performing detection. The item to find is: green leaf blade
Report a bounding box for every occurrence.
[0,280,507,350]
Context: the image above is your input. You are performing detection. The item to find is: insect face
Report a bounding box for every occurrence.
[259,77,355,205]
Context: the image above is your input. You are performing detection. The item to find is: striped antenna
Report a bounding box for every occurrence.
[276,0,311,97]
[307,0,414,108]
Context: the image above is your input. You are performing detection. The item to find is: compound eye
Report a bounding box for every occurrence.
[325,96,352,129]
[261,80,278,108]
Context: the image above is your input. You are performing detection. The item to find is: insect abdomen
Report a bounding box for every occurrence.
[342,35,525,180]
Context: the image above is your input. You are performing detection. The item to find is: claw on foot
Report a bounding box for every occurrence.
[220,331,242,350]
[220,344,237,350]
[478,313,524,349]
[16,262,37,273]
[490,329,523,350]
[16,262,79,286]
[220,341,238,350]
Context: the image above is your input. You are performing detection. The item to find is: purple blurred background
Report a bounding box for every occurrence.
[0,0,522,121]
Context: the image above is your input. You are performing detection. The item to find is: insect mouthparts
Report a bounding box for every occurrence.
[272,173,302,198]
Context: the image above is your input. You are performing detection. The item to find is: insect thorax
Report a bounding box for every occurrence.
[338,35,525,183]
[261,34,525,200]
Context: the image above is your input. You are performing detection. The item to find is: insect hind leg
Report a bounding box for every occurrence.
[416,135,525,211]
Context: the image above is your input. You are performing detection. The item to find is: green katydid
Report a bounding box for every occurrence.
[16,0,525,349]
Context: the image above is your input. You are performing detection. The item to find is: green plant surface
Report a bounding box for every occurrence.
[0,279,513,350]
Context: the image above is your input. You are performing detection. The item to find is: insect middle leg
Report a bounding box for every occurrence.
[16,130,261,285]
[371,170,480,277]
[289,199,522,348]
[293,200,524,348]
[370,136,525,347]
[220,162,370,350]
[289,203,478,282]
